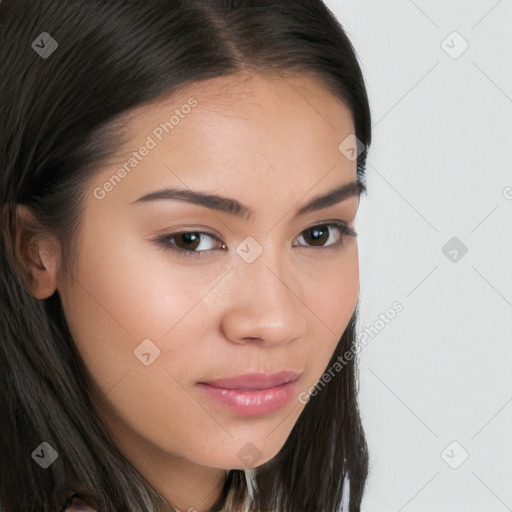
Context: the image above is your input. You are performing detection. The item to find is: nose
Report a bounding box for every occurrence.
[219,251,308,347]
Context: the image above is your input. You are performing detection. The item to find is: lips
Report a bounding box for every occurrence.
[197,370,303,417]
[201,370,301,390]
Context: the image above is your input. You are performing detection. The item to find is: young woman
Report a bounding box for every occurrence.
[0,1,372,511]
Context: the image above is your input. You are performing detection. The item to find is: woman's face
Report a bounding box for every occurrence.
[55,72,361,502]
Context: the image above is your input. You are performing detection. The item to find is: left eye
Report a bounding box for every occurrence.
[153,221,357,258]
[293,221,356,249]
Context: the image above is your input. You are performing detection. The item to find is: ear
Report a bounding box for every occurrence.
[10,204,60,299]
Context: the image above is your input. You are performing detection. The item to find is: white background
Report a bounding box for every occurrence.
[324,1,512,511]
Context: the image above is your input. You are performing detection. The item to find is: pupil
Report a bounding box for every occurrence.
[308,227,327,245]
[181,233,199,249]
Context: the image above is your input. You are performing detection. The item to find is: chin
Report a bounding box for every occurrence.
[184,443,278,471]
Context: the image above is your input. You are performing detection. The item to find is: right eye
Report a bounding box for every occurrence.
[153,231,227,258]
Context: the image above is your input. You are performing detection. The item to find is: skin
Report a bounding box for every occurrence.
[24,72,362,511]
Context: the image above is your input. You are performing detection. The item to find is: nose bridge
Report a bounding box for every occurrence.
[237,235,292,303]
[220,237,306,345]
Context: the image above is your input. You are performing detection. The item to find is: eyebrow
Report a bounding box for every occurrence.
[130,180,366,221]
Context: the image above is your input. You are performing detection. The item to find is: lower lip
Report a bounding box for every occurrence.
[197,381,298,416]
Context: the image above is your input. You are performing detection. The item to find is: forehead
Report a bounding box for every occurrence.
[128,71,353,124]
[90,72,358,210]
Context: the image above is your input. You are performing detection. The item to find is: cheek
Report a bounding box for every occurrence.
[301,246,359,374]
[63,220,200,339]
[58,226,191,395]
[305,244,359,328]
[59,241,207,452]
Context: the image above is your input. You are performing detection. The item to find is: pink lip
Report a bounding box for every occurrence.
[197,370,301,416]
[200,370,301,390]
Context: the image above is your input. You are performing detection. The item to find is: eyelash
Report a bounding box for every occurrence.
[152,221,357,259]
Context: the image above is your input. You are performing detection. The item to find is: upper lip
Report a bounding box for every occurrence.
[200,370,301,390]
